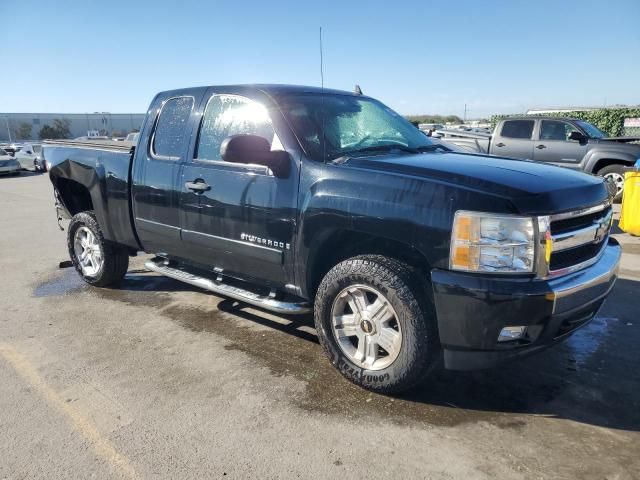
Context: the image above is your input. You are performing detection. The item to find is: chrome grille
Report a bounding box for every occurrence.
[545,203,612,277]
[549,239,607,271]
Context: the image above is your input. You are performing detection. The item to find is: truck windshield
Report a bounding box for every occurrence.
[576,121,607,139]
[278,93,436,161]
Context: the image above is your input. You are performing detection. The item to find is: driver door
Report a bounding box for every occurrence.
[178,89,299,287]
[533,120,587,168]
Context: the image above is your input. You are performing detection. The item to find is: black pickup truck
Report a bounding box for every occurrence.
[44,85,620,393]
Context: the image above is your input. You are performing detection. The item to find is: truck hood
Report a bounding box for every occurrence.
[588,138,640,154]
[342,151,610,214]
[599,136,640,143]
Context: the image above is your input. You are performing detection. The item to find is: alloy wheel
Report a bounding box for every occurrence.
[73,226,103,277]
[330,284,402,370]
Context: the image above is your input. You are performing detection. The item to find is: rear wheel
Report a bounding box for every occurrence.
[314,255,438,393]
[67,211,129,287]
[598,164,627,202]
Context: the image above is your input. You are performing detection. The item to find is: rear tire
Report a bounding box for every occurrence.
[67,211,129,287]
[598,164,627,203]
[314,255,438,393]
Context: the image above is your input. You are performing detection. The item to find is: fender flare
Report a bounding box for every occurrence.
[584,150,637,173]
[51,158,112,239]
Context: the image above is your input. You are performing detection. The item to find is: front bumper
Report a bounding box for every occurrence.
[0,163,20,174]
[431,238,621,370]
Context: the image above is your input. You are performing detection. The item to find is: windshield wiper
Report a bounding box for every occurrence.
[328,142,451,161]
[329,144,419,160]
[415,144,450,152]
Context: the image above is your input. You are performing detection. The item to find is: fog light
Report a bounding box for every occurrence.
[498,326,527,342]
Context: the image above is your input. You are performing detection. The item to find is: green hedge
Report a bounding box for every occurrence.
[490,108,640,137]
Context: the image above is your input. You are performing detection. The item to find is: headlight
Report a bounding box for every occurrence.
[450,211,535,273]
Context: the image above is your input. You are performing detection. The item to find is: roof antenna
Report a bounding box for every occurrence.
[354,84,363,95]
[319,27,324,91]
[320,26,326,163]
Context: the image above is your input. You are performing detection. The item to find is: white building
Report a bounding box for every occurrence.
[0,112,145,142]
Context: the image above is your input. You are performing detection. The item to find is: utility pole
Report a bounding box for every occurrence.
[463,103,468,123]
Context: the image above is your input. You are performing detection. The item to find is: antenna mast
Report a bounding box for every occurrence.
[319,27,324,90]
[320,26,326,163]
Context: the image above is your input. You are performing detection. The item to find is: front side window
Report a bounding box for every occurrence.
[576,120,606,139]
[540,120,580,141]
[278,93,437,161]
[152,96,194,158]
[196,94,276,161]
[501,120,534,139]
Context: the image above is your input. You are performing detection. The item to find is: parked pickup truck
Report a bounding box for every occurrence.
[439,117,640,200]
[43,85,620,393]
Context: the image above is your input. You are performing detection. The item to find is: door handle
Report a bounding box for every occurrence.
[495,142,506,147]
[185,179,211,193]
[536,144,546,149]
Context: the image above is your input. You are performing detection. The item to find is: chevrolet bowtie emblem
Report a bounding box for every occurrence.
[593,216,610,243]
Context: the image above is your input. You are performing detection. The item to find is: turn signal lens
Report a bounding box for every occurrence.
[455,216,472,242]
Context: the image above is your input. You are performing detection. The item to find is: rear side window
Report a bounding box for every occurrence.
[196,94,276,161]
[500,120,534,139]
[152,96,194,159]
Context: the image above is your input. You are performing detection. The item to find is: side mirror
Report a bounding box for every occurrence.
[220,134,290,178]
[568,131,586,143]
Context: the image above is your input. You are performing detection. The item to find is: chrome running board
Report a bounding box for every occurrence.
[144,257,311,315]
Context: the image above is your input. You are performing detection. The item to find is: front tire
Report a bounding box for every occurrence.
[598,164,627,203]
[314,255,438,393]
[67,211,129,287]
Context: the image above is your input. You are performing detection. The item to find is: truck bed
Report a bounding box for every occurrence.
[44,139,139,251]
[435,129,491,154]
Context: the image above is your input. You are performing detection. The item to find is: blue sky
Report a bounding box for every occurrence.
[1,0,639,118]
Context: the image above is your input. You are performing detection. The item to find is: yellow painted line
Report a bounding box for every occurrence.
[0,344,139,480]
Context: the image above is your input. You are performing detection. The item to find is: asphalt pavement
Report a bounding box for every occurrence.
[1,172,639,479]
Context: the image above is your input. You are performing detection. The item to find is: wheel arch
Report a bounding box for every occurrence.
[585,152,636,174]
[304,228,432,301]
[55,177,94,216]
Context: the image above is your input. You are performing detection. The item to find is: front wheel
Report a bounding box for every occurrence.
[598,164,627,203]
[67,211,129,287]
[314,255,438,393]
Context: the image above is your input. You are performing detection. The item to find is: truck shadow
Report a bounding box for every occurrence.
[406,276,639,432]
[45,266,639,432]
[214,279,640,432]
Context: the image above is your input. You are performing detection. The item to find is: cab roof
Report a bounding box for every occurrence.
[158,84,361,99]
